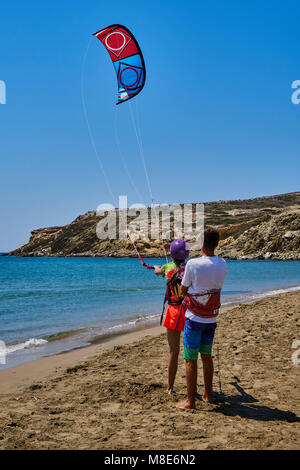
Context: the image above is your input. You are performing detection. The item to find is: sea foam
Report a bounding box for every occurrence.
[6,338,48,355]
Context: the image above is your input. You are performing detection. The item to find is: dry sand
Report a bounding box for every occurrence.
[0,290,299,450]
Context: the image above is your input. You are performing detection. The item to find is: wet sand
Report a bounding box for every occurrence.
[0,290,299,450]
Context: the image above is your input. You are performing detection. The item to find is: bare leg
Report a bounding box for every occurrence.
[201,353,214,402]
[176,359,197,410]
[166,329,181,394]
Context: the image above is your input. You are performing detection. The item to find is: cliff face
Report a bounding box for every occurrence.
[8,192,300,260]
[217,211,300,260]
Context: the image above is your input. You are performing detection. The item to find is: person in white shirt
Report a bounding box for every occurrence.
[176,227,227,410]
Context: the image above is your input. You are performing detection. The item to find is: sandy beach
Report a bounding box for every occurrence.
[0,290,299,450]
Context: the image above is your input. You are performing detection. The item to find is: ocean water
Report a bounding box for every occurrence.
[0,256,299,369]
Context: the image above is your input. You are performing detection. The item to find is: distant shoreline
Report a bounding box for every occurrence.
[2,253,300,260]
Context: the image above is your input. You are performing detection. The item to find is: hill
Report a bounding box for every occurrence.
[8,192,300,260]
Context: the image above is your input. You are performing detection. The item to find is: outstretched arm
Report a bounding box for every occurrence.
[154,265,164,276]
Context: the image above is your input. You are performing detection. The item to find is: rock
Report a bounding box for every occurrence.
[283,231,298,240]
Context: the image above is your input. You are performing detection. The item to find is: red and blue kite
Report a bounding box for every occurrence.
[93,24,146,104]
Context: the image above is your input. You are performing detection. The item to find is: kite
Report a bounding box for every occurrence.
[93,24,146,104]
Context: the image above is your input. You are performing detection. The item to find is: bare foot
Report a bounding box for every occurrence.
[176,401,196,410]
[202,394,212,403]
[165,388,173,395]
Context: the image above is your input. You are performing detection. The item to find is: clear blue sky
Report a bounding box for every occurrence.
[0,0,299,251]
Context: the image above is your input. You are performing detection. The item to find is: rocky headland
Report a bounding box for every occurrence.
[7,192,300,260]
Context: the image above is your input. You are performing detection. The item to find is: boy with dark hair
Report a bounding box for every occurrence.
[176,227,227,410]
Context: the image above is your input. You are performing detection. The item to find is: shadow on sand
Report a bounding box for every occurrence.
[197,380,299,423]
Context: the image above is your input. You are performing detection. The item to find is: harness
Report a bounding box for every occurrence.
[174,289,221,329]
[159,264,185,326]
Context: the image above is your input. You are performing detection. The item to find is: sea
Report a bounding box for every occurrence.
[0,256,299,370]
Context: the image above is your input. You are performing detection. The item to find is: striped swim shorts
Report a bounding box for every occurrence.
[183,318,217,360]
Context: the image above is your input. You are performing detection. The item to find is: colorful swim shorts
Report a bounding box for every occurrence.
[183,318,217,359]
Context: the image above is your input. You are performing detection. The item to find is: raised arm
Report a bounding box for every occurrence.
[154,265,164,276]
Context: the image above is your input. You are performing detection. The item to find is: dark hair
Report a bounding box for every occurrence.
[173,258,184,266]
[203,227,220,251]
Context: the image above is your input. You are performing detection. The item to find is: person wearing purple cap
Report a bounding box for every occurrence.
[154,240,189,394]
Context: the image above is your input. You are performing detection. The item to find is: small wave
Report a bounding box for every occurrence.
[89,314,160,345]
[95,313,159,335]
[249,285,300,299]
[5,338,48,355]
[44,328,88,342]
[0,291,43,300]
[222,285,300,305]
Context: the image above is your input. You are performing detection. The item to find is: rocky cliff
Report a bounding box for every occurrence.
[8,192,300,260]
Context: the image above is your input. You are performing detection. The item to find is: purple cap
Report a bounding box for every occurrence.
[170,240,189,261]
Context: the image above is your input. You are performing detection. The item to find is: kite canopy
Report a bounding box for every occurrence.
[93,24,146,104]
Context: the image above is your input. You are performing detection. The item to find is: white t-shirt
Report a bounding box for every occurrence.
[181,256,227,323]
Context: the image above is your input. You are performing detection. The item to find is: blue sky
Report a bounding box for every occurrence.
[0,0,299,251]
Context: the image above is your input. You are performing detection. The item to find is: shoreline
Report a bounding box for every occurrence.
[3,253,300,260]
[1,283,300,372]
[0,288,297,395]
[0,324,164,396]
[0,289,299,450]
[0,302,245,395]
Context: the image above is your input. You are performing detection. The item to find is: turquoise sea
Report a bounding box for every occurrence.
[0,257,299,369]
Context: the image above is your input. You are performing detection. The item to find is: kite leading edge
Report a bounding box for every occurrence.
[93,24,146,104]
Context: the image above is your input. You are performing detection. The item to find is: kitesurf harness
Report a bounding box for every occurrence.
[174,289,221,329]
[159,262,186,326]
